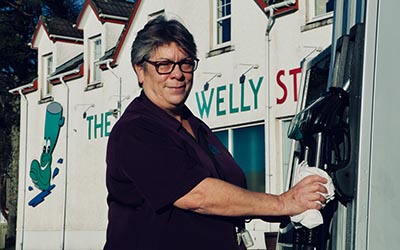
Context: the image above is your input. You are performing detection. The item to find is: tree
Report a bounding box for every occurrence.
[0,1,82,248]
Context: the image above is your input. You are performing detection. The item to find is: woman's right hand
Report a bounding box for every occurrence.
[278,174,328,216]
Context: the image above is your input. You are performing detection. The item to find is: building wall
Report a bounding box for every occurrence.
[16,1,333,249]
[54,42,83,67]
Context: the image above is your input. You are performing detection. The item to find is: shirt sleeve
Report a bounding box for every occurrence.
[110,117,210,212]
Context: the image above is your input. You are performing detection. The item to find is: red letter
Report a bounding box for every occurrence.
[289,67,302,102]
[276,69,287,104]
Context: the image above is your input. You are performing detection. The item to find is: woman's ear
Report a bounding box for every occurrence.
[134,64,144,85]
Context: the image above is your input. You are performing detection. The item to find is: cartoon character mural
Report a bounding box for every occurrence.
[28,102,64,207]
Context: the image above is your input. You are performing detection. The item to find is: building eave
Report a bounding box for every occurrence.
[9,79,38,95]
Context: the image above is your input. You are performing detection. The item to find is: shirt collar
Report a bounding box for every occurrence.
[137,90,198,132]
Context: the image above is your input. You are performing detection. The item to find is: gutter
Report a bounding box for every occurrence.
[8,83,34,250]
[265,0,296,34]
[49,34,83,43]
[99,14,129,22]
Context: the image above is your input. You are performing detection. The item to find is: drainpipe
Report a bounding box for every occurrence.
[264,0,296,232]
[104,59,123,118]
[8,83,34,250]
[264,24,273,233]
[47,69,79,250]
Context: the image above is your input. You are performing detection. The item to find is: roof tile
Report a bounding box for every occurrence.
[41,16,83,39]
[92,0,137,18]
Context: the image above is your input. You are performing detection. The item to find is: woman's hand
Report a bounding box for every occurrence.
[278,175,328,216]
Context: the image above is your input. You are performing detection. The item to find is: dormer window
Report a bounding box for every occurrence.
[90,36,102,84]
[307,0,334,22]
[42,53,53,97]
[207,0,234,57]
[215,0,231,46]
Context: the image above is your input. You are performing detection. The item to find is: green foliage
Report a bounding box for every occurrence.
[0,0,82,87]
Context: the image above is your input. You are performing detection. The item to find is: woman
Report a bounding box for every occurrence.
[104,15,327,250]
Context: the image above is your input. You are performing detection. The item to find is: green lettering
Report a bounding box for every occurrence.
[105,112,112,137]
[249,76,264,110]
[240,82,251,112]
[216,85,226,116]
[195,89,214,119]
[229,83,239,114]
[94,113,104,139]
[86,115,94,140]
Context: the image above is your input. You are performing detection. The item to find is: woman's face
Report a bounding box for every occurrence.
[135,42,194,114]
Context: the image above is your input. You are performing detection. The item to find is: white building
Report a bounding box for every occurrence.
[10,0,333,249]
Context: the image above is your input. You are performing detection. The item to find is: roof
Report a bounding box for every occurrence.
[22,0,138,93]
[40,16,83,39]
[51,53,84,77]
[31,16,83,48]
[77,0,137,27]
[100,47,116,61]
[91,0,137,18]
[253,0,299,17]
[47,53,83,85]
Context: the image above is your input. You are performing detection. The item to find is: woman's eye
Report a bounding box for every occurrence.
[157,61,172,66]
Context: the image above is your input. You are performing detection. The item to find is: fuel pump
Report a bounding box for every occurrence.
[286,86,349,250]
[276,23,364,250]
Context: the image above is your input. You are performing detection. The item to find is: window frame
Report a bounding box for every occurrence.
[279,117,294,192]
[213,0,232,49]
[306,0,334,23]
[89,35,102,85]
[42,53,53,98]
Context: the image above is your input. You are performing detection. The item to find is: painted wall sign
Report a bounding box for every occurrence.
[195,76,264,119]
[29,102,64,207]
[86,111,113,140]
[276,67,302,104]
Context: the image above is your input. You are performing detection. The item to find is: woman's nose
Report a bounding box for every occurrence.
[170,64,184,79]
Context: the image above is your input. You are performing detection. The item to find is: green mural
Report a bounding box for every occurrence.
[29,102,64,207]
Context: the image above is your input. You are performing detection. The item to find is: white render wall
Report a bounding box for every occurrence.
[54,42,83,67]
[16,1,332,249]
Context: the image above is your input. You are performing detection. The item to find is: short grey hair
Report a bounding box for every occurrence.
[131,15,197,85]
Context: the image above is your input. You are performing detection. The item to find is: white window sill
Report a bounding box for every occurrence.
[85,81,103,91]
[38,95,54,104]
[302,12,334,32]
[206,44,235,58]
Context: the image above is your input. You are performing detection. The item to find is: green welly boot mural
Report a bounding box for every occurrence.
[29,102,64,207]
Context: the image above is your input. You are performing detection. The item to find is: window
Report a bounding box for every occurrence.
[90,37,102,83]
[315,0,334,16]
[42,53,53,97]
[308,0,334,21]
[215,0,231,46]
[280,119,292,189]
[215,123,265,192]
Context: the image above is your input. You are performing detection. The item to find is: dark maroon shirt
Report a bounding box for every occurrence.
[104,91,247,250]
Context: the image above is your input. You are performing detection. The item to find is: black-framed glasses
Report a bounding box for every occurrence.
[144,58,199,75]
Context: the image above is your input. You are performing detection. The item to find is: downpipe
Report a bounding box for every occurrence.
[9,83,34,250]
[48,69,79,250]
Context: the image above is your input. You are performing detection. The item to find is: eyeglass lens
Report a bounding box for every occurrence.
[147,59,198,74]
